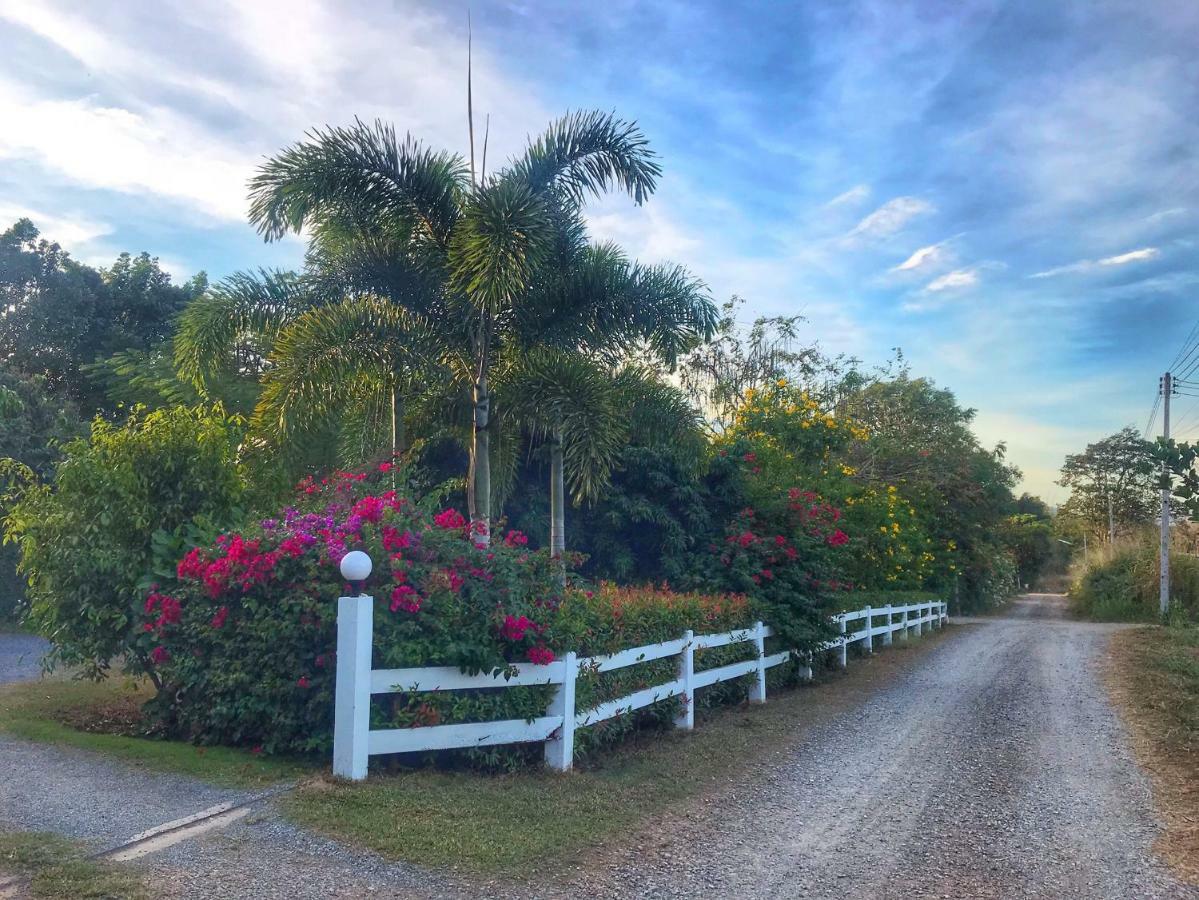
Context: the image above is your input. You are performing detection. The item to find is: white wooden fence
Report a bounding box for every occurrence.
[333,596,948,779]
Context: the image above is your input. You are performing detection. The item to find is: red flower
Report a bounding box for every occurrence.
[433,508,467,530]
[827,529,849,547]
[150,646,170,665]
[500,614,534,641]
[503,529,529,547]
[528,645,555,665]
[378,461,394,473]
[297,676,310,689]
[774,535,786,546]
[390,584,422,613]
[210,606,228,629]
[743,453,757,462]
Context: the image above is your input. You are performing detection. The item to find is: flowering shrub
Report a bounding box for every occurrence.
[143,469,572,754]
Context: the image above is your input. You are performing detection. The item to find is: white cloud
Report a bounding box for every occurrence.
[924,267,978,292]
[1031,246,1159,278]
[0,203,112,247]
[845,196,933,242]
[824,184,870,209]
[1098,247,1159,266]
[893,241,949,272]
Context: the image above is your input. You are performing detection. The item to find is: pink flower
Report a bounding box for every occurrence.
[500,614,534,641]
[433,508,467,530]
[528,646,555,665]
[827,529,849,547]
[297,676,310,689]
[378,461,394,473]
[504,529,529,547]
[150,646,170,665]
[210,606,228,629]
[390,584,422,613]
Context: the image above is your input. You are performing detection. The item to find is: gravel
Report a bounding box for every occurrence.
[1,598,1194,899]
[540,594,1197,899]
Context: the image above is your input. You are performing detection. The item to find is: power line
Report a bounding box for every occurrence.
[1169,315,1199,371]
[1145,390,1162,437]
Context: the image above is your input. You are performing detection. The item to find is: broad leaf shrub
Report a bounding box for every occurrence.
[143,469,818,764]
[1,405,245,680]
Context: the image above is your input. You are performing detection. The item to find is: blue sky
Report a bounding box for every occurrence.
[2,0,1197,502]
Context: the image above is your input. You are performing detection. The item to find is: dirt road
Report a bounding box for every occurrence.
[563,594,1195,899]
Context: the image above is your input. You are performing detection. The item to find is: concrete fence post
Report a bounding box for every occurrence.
[675,631,695,729]
[838,617,848,668]
[863,605,874,654]
[749,621,767,703]
[544,651,578,772]
[882,604,893,647]
[333,594,373,781]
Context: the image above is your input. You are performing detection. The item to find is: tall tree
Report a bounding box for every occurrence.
[243,112,712,545]
[0,219,204,411]
[1057,427,1157,543]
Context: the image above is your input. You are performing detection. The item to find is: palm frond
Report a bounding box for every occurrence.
[449,180,553,314]
[174,269,319,395]
[508,110,661,206]
[251,296,443,448]
[248,119,469,248]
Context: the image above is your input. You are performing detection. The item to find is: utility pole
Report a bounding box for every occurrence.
[1160,372,1172,617]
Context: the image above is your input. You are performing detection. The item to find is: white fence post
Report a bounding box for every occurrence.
[941,601,948,623]
[801,650,814,681]
[837,617,848,668]
[748,621,766,703]
[900,606,910,641]
[544,651,578,772]
[863,605,874,654]
[675,630,695,729]
[882,604,893,647]
[333,594,373,781]
[916,605,924,636]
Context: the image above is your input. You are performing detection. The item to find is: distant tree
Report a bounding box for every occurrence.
[0,218,205,411]
[1057,427,1157,543]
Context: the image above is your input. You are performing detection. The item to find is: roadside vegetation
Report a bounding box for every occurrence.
[0,830,149,899]
[1107,625,1199,883]
[1,108,1032,776]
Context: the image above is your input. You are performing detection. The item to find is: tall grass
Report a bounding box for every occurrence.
[1070,534,1199,622]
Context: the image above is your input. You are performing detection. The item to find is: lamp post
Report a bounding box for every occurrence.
[340,550,372,596]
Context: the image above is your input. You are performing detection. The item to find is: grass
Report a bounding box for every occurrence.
[284,626,956,878]
[0,675,309,788]
[1107,624,1199,885]
[0,831,149,899]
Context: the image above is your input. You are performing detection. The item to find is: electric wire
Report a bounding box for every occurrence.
[1170,316,1199,370]
[1145,391,1162,437]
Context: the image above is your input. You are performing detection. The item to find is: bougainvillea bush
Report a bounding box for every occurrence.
[143,469,797,763]
[142,468,574,754]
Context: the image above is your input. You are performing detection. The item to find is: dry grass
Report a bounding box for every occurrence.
[1106,626,1199,885]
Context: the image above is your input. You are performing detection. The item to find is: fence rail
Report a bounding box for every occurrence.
[333,597,947,779]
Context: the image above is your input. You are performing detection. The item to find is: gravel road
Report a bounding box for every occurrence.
[553,594,1196,899]
[1,597,1194,899]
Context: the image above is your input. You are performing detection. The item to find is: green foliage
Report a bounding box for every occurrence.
[1058,426,1158,541]
[1,405,246,679]
[0,369,84,620]
[1071,538,1199,622]
[0,218,204,411]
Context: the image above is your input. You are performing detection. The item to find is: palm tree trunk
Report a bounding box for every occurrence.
[550,423,565,564]
[471,368,491,548]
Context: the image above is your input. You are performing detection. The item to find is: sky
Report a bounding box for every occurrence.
[2,0,1198,503]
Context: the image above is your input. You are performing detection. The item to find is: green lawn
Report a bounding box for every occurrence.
[0,676,307,788]
[0,831,149,900]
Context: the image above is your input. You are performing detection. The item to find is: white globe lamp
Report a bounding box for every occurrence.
[340,550,373,595]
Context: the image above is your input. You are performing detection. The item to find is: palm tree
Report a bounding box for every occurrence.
[244,112,670,545]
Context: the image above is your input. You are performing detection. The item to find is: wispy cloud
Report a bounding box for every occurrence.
[824,184,870,209]
[1031,247,1160,279]
[924,267,979,292]
[892,240,950,273]
[844,196,933,242]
